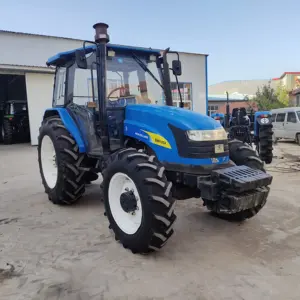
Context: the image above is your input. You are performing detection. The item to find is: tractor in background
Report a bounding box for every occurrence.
[210,108,273,164]
[37,23,273,254]
[211,112,225,127]
[1,100,30,144]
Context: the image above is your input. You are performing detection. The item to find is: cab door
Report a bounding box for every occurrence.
[285,111,299,140]
[274,112,286,138]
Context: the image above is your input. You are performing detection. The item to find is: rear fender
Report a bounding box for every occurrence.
[43,108,86,153]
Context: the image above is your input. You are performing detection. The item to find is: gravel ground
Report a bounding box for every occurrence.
[0,142,299,300]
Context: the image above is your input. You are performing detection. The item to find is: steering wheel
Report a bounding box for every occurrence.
[107,86,125,100]
[107,86,137,107]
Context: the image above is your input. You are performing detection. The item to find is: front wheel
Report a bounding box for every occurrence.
[2,119,13,144]
[102,148,177,254]
[38,116,88,205]
[258,126,273,164]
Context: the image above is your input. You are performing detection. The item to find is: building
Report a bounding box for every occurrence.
[208,93,257,116]
[272,72,300,106]
[0,30,208,146]
[208,72,300,114]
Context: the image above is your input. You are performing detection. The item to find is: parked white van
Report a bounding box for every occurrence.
[271,107,300,145]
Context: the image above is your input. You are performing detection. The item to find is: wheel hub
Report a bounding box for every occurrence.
[120,190,137,213]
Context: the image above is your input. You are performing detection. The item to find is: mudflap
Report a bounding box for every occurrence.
[198,165,273,214]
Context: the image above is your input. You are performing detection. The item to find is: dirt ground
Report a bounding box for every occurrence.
[0,141,299,300]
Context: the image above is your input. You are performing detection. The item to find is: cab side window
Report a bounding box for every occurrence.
[287,112,297,123]
[276,113,285,122]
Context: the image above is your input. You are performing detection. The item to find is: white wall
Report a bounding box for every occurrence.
[166,52,207,114]
[25,73,54,145]
[0,32,83,67]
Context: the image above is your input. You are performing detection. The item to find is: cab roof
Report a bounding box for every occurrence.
[46,44,161,67]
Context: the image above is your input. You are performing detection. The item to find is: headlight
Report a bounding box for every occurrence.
[186,128,227,141]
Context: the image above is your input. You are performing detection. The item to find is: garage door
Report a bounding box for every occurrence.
[25,73,54,145]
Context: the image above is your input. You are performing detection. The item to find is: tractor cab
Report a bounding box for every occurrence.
[46,23,182,156]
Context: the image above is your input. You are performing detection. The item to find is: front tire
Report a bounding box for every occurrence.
[38,116,87,205]
[102,148,177,254]
[2,119,13,145]
[258,126,273,164]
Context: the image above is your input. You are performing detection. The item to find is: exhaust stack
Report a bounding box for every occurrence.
[93,23,110,44]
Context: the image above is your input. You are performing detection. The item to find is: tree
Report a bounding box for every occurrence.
[252,81,286,110]
[275,82,289,107]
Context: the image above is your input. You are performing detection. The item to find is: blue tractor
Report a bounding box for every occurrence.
[37,23,273,254]
[210,112,225,127]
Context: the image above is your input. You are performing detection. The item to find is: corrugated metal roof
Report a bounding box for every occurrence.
[0,63,55,73]
[0,29,83,42]
[0,29,208,57]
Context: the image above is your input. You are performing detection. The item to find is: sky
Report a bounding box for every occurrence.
[0,0,299,85]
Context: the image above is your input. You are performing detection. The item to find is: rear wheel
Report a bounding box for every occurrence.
[258,126,273,164]
[296,133,300,146]
[102,148,177,254]
[2,119,13,144]
[216,139,266,221]
[38,116,89,205]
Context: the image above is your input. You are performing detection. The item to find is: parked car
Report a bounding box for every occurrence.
[271,107,300,145]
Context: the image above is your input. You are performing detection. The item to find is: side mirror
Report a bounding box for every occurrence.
[75,49,87,69]
[172,60,182,76]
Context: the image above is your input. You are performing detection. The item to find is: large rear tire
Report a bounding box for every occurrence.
[38,116,88,205]
[2,119,13,145]
[102,148,177,254]
[216,139,266,221]
[258,126,273,164]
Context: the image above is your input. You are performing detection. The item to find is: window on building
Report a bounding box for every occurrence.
[169,82,192,109]
[287,112,297,123]
[276,113,286,122]
[208,105,219,116]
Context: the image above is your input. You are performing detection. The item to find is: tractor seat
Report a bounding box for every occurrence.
[231,108,249,126]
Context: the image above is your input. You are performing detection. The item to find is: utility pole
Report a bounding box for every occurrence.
[225,91,230,129]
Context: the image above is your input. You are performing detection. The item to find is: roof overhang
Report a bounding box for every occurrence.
[0,64,55,75]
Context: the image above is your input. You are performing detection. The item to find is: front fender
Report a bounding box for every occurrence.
[43,108,86,153]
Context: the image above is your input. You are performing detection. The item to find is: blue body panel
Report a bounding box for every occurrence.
[211,113,225,127]
[44,108,86,153]
[43,106,229,166]
[47,44,161,66]
[124,105,229,166]
[254,111,272,136]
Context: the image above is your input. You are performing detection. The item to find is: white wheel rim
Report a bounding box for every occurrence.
[108,172,142,235]
[41,135,58,189]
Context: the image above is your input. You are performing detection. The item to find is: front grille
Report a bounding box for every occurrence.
[168,124,229,159]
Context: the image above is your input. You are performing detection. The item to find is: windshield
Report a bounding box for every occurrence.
[71,52,164,108]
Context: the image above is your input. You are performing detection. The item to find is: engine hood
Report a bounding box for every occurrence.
[125,104,222,130]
